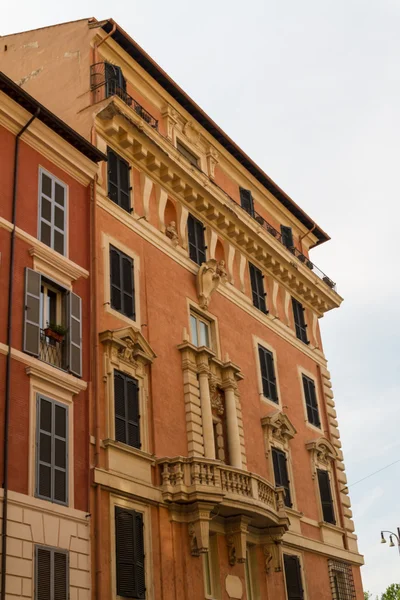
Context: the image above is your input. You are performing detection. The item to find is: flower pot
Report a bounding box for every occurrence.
[44,328,64,343]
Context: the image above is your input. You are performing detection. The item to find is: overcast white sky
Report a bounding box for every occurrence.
[2,0,400,596]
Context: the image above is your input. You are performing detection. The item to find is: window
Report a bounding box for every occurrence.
[107,147,131,212]
[284,554,304,600]
[317,469,336,525]
[110,246,135,319]
[114,371,140,449]
[202,535,219,600]
[258,345,278,402]
[292,298,308,344]
[24,269,82,377]
[302,375,321,428]
[36,396,68,505]
[187,213,206,265]
[177,139,200,168]
[328,560,356,600]
[244,546,255,600]
[39,169,67,256]
[115,507,145,599]
[239,187,254,217]
[281,225,294,249]
[105,62,127,98]
[249,263,267,313]
[272,448,292,508]
[35,546,68,600]
[190,311,211,348]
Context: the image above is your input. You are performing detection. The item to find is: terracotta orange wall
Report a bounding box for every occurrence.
[0,125,91,511]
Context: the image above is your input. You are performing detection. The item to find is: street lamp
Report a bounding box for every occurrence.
[380,528,400,556]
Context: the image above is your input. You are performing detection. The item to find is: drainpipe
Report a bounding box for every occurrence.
[1,108,40,600]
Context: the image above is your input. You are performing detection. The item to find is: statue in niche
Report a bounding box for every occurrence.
[165,221,179,246]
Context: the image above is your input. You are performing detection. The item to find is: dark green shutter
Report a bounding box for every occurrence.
[115,507,145,599]
[110,246,135,319]
[249,263,267,313]
[281,225,294,249]
[24,268,41,357]
[107,147,131,212]
[187,214,206,265]
[272,448,292,508]
[292,298,308,344]
[114,371,140,449]
[302,375,320,427]
[110,246,122,311]
[239,187,254,216]
[317,470,336,524]
[107,148,119,204]
[258,345,278,402]
[68,291,82,377]
[284,554,304,600]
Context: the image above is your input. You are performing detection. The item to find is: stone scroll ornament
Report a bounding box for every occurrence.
[196,258,228,310]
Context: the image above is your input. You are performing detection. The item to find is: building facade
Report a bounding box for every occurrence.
[0,72,104,599]
[0,19,364,600]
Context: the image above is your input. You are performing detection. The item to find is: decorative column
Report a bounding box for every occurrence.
[223,384,242,468]
[197,351,215,459]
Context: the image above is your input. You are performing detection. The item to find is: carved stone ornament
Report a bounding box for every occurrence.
[262,526,286,574]
[100,327,156,370]
[225,516,251,565]
[196,259,227,310]
[210,381,224,415]
[206,146,219,179]
[165,221,179,246]
[187,503,213,556]
[261,411,297,457]
[183,120,201,145]
[306,437,337,479]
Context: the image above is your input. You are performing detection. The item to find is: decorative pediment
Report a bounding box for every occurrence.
[196,258,228,310]
[306,437,337,479]
[261,411,297,456]
[100,327,156,371]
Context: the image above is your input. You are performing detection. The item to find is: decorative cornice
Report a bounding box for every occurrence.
[28,242,89,286]
[25,365,87,396]
[100,326,156,368]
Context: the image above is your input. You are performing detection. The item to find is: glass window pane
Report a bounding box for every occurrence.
[48,290,57,325]
[55,182,65,206]
[199,321,209,347]
[54,230,64,255]
[42,173,52,197]
[190,315,198,346]
[54,206,64,230]
[41,197,52,222]
[40,222,51,247]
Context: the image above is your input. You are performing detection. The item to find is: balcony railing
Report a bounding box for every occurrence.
[90,62,158,130]
[238,205,337,291]
[39,330,65,369]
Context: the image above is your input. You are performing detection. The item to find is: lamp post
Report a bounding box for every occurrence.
[380,528,400,556]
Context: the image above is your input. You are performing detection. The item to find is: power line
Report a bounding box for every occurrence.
[340,459,400,493]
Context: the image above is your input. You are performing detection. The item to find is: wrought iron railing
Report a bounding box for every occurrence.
[90,62,158,130]
[40,330,65,369]
[238,205,337,291]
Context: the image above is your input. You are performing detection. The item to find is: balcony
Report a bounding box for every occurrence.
[90,62,158,130]
[158,457,288,529]
[237,205,337,291]
[39,329,65,369]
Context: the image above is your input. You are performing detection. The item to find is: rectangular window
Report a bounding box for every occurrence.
[115,507,145,599]
[39,169,67,256]
[107,147,131,212]
[272,448,292,508]
[35,546,68,600]
[202,535,219,600]
[249,263,267,313]
[105,62,127,98]
[284,554,304,600]
[187,214,206,265]
[239,187,254,217]
[190,311,211,348]
[328,560,356,600]
[292,298,308,344]
[36,396,68,506]
[177,139,200,168]
[302,375,321,428]
[114,371,140,449]
[258,345,278,402]
[110,246,135,319]
[317,469,336,525]
[244,546,255,600]
[24,269,82,377]
[281,225,294,249]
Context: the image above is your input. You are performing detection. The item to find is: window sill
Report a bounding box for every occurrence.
[319,521,344,533]
[260,395,280,409]
[103,439,155,463]
[304,420,322,433]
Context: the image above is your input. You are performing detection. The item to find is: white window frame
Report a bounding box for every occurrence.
[38,167,68,257]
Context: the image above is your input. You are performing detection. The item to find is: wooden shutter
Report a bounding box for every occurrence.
[114,371,141,449]
[107,148,131,211]
[258,345,277,402]
[118,157,130,212]
[53,551,68,600]
[239,187,254,216]
[115,507,145,599]
[187,214,206,265]
[68,291,82,377]
[36,547,68,600]
[302,376,320,427]
[284,554,304,600]
[24,268,41,356]
[272,448,292,507]
[110,246,122,312]
[292,298,308,343]
[121,254,135,319]
[53,403,68,505]
[36,547,51,600]
[281,225,294,249]
[107,148,119,204]
[317,470,336,524]
[249,263,267,313]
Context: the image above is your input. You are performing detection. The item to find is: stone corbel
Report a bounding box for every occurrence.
[262,525,286,573]
[196,258,227,310]
[188,503,214,556]
[225,516,251,565]
[306,437,337,479]
[206,146,219,179]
